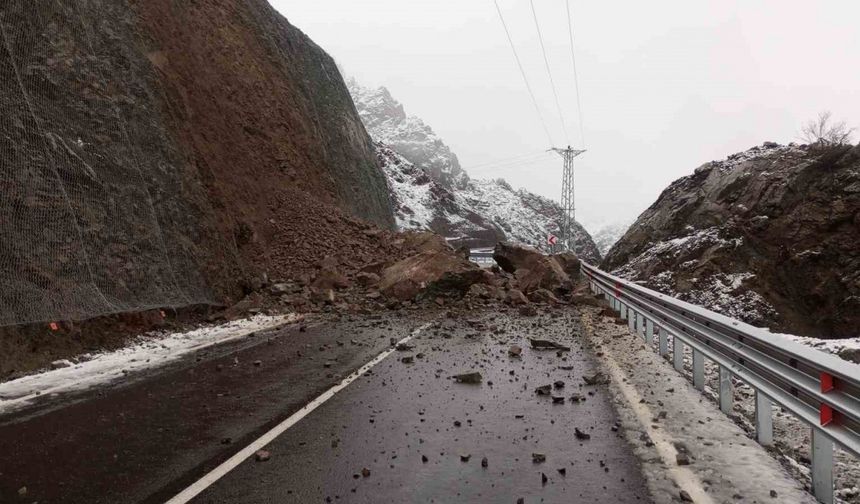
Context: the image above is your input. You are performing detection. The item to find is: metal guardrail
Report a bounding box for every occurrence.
[469,251,496,265]
[581,262,860,504]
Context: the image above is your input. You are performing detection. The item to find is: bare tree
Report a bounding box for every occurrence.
[800,111,855,147]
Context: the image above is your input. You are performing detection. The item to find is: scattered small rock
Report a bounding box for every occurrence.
[529,339,570,351]
[452,372,482,384]
[583,372,610,385]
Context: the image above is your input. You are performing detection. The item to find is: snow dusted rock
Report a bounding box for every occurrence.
[349,79,600,262]
[591,220,633,256]
[348,79,468,190]
[604,141,860,337]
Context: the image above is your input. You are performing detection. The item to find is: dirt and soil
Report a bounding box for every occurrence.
[0,0,392,331]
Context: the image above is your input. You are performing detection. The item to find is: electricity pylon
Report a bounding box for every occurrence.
[550,146,586,252]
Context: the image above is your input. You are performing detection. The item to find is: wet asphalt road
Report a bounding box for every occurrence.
[0,307,650,503]
[194,310,650,503]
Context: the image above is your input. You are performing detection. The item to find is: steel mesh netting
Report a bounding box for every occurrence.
[0,0,219,327]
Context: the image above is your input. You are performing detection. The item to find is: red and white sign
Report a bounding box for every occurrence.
[547,234,558,245]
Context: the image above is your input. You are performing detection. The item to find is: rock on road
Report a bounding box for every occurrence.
[0,308,650,503]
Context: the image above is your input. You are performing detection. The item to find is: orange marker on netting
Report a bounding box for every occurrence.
[49,322,59,331]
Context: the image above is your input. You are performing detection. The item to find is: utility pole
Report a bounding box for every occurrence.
[550,146,586,252]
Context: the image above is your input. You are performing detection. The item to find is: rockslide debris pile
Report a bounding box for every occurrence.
[240,237,587,322]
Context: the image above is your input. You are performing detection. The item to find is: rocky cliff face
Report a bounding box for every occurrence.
[603,142,860,338]
[348,79,469,191]
[0,0,392,326]
[350,80,601,263]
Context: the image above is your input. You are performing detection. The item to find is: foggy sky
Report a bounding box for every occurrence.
[270,0,859,232]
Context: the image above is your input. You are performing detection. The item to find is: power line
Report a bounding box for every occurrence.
[530,0,568,145]
[463,150,551,170]
[493,0,554,147]
[566,0,586,148]
[465,153,556,173]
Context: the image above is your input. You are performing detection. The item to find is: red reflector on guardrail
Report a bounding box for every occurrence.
[821,404,834,426]
[820,372,835,426]
[821,372,834,393]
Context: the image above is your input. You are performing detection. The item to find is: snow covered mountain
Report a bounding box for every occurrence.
[348,79,469,190]
[350,79,601,262]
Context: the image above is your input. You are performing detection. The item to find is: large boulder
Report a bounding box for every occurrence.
[493,242,543,274]
[400,231,452,254]
[378,250,490,301]
[494,241,573,294]
[552,251,582,282]
[513,258,572,294]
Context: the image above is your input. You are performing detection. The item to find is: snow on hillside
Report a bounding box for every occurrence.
[350,78,602,262]
[604,140,860,338]
[375,141,601,261]
[460,179,596,254]
[611,225,777,325]
[375,142,436,230]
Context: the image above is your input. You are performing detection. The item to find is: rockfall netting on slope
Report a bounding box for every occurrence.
[0,0,222,327]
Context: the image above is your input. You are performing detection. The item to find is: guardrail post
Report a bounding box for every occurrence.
[672,335,683,372]
[635,312,645,341]
[812,428,834,504]
[719,366,732,414]
[645,318,654,346]
[755,391,773,446]
[658,328,668,357]
[692,349,705,391]
[627,310,635,333]
[620,303,627,320]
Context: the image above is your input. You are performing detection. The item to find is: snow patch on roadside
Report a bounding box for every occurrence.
[0,314,300,414]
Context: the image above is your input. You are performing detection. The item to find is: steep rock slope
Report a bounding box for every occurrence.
[590,220,633,256]
[352,80,601,263]
[603,142,860,337]
[0,0,392,326]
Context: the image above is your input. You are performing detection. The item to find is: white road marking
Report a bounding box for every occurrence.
[165,322,433,504]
